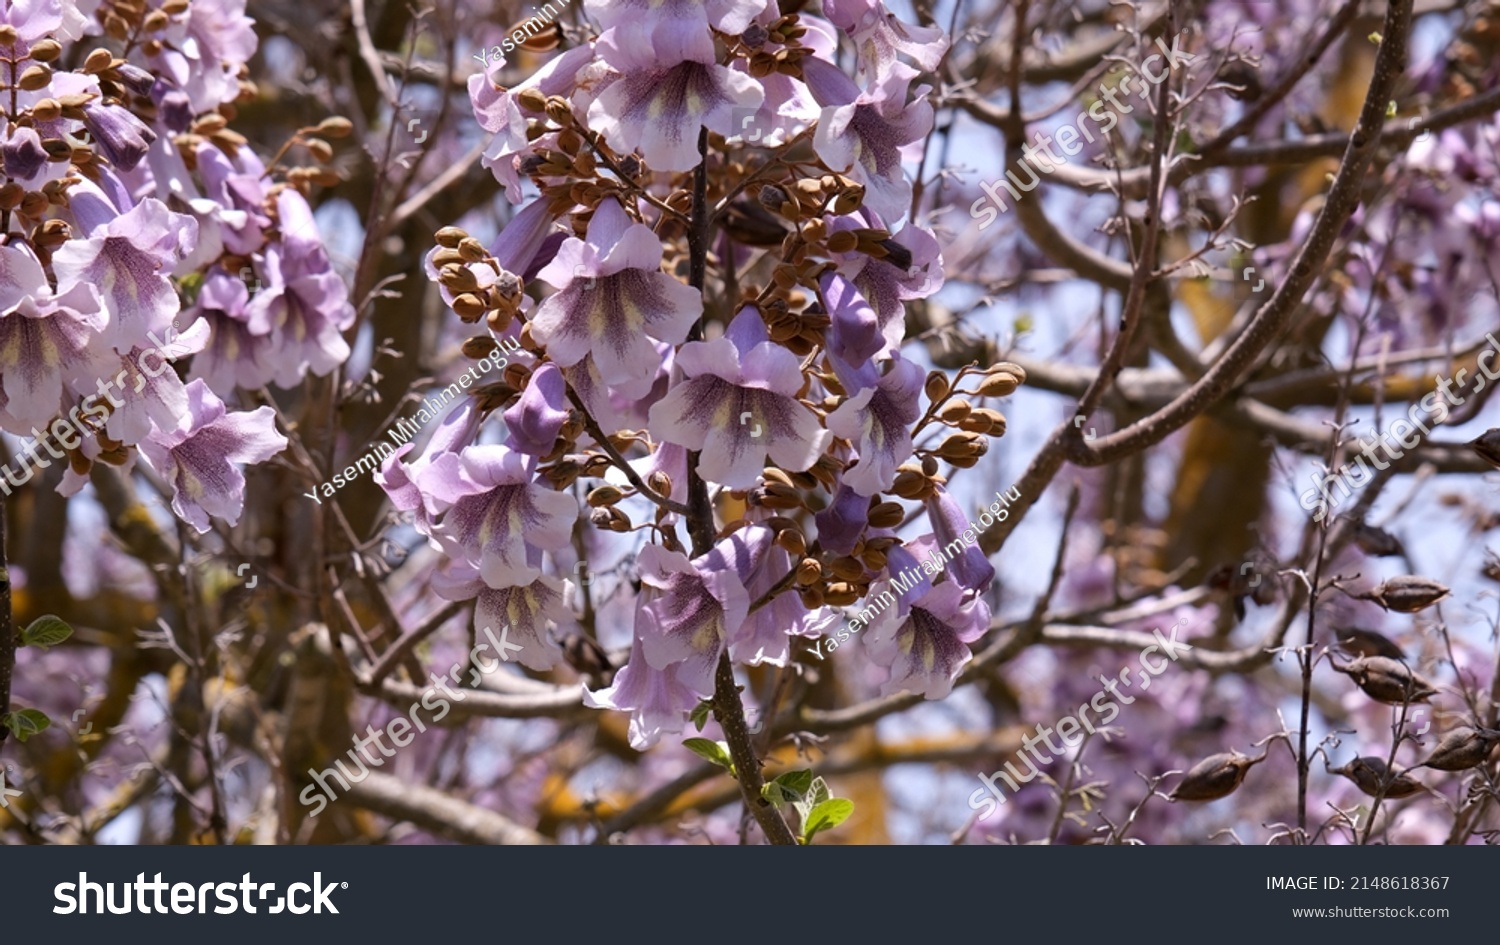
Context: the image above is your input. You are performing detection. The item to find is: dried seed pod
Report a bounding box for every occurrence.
[1469,428,1500,467]
[1415,726,1499,772]
[1169,750,1265,802]
[1359,575,1451,613]
[1330,756,1423,798]
[1351,520,1406,558]
[1330,656,1437,705]
[1332,627,1406,661]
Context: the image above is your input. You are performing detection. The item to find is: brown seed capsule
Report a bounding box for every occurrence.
[1332,627,1405,661]
[891,467,929,500]
[1330,756,1423,799]
[1330,655,1438,705]
[17,63,51,90]
[776,529,807,558]
[1360,575,1451,614]
[435,226,468,248]
[84,48,115,74]
[1469,428,1500,467]
[1415,726,1500,772]
[1169,750,1265,802]
[647,470,673,498]
[315,116,353,138]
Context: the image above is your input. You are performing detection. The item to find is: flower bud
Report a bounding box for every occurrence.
[924,370,949,403]
[84,48,115,74]
[435,226,468,248]
[825,583,860,606]
[461,335,498,359]
[797,584,825,609]
[795,557,822,586]
[938,400,971,423]
[28,39,62,62]
[517,87,549,114]
[317,116,354,138]
[973,371,1021,398]
[868,501,905,530]
[587,485,626,507]
[647,470,673,498]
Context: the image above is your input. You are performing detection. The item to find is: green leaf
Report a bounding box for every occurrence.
[2,709,51,742]
[808,776,831,808]
[761,769,814,806]
[689,699,713,733]
[683,738,735,775]
[21,615,73,649]
[802,798,855,844]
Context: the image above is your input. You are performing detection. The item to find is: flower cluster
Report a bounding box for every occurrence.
[0,0,355,528]
[384,0,1027,747]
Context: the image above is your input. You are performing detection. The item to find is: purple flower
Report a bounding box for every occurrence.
[531,198,701,397]
[923,488,996,596]
[0,242,105,432]
[137,379,289,534]
[823,0,949,78]
[588,30,764,172]
[584,628,703,750]
[827,216,942,356]
[245,189,356,387]
[51,193,197,353]
[1,126,48,181]
[648,307,831,489]
[825,352,923,496]
[424,444,579,589]
[637,542,751,694]
[81,103,158,172]
[806,59,933,222]
[865,548,989,699]
[185,268,277,396]
[814,483,868,556]
[502,362,571,457]
[432,560,570,672]
[733,543,838,666]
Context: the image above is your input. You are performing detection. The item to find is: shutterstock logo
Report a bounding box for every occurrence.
[53,872,345,915]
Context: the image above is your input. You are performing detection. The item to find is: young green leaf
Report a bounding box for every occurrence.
[21,615,73,649]
[2,708,52,742]
[802,798,855,843]
[689,699,713,733]
[683,737,735,775]
[761,769,814,806]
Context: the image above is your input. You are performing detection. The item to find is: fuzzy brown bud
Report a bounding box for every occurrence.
[868,501,905,530]
[316,116,354,138]
[1332,627,1405,661]
[435,226,468,248]
[587,485,626,508]
[795,557,822,587]
[647,470,673,498]
[28,38,62,62]
[923,370,949,403]
[824,582,860,606]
